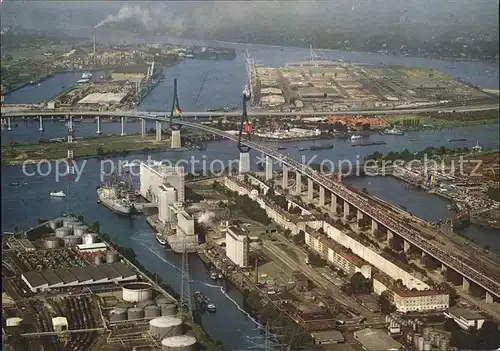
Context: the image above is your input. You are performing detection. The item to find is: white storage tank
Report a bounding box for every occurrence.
[62,218,77,228]
[109,307,127,322]
[127,307,144,320]
[149,316,183,339]
[160,304,177,316]
[44,236,61,249]
[49,219,62,230]
[55,227,71,238]
[144,305,161,318]
[122,283,153,302]
[67,221,83,229]
[94,255,103,265]
[161,335,197,351]
[73,225,89,236]
[63,235,82,247]
[106,251,119,263]
[83,233,96,245]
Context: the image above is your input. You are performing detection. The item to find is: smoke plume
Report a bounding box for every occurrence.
[198,212,215,225]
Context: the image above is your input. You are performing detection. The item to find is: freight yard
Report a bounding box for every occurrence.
[2,216,207,351]
[248,60,497,112]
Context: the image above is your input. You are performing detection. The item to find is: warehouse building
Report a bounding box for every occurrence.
[111,64,151,82]
[353,328,404,351]
[391,288,449,313]
[21,262,137,292]
[77,92,128,107]
[444,307,486,330]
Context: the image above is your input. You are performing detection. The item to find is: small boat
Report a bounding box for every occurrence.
[50,191,66,197]
[156,233,166,245]
[210,272,218,280]
[218,273,223,279]
[206,302,216,313]
[298,147,306,151]
[384,127,404,135]
[277,146,286,151]
[351,135,362,140]
[447,138,467,142]
[121,161,139,168]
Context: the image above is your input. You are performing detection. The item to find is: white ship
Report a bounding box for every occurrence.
[97,187,133,215]
[351,135,362,140]
[81,72,92,79]
[50,191,66,198]
[384,127,404,135]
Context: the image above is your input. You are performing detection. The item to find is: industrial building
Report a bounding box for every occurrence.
[140,163,185,205]
[353,328,404,351]
[21,262,137,292]
[390,288,450,313]
[77,92,128,106]
[225,226,250,267]
[444,307,486,330]
[111,63,154,82]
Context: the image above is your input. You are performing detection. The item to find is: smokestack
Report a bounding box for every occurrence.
[93,27,96,67]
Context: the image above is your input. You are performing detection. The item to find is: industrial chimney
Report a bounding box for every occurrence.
[93,27,96,67]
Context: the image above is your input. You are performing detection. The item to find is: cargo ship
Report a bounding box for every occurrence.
[310,144,333,151]
[96,171,136,216]
[351,141,387,147]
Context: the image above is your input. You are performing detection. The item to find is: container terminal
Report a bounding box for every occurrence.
[1,215,204,351]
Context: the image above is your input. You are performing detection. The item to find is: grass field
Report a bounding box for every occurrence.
[392,67,453,80]
[1,134,176,164]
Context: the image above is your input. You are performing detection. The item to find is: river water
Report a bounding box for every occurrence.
[2,45,499,348]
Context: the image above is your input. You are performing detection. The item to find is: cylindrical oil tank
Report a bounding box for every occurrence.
[160,304,177,316]
[127,307,144,320]
[94,255,103,265]
[123,283,153,302]
[62,218,77,228]
[55,227,71,238]
[82,233,98,245]
[161,335,197,351]
[137,300,156,309]
[418,336,424,351]
[149,316,183,339]
[144,305,161,318]
[106,251,119,263]
[49,219,62,230]
[44,236,61,249]
[424,342,431,351]
[73,225,89,236]
[63,235,82,247]
[109,307,127,322]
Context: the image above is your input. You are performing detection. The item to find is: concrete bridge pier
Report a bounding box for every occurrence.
[120,116,126,136]
[371,219,379,235]
[282,166,288,189]
[7,117,11,131]
[319,186,325,206]
[265,156,273,181]
[386,230,394,242]
[141,118,146,138]
[486,292,493,303]
[307,178,314,200]
[343,201,350,220]
[171,130,182,148]
[403,240,411,253]
[38,116,44,131]
[331,193,338,214]
[239,151,250,174]
[295,173,302,194]
[155,121,162,141]
[357,210,364,229]
[462,277,470,292]
[96,116,102,134]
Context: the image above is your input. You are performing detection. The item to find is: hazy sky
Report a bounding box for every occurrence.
[1,1,498,38]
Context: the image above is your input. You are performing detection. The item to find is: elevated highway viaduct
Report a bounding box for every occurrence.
[2,109,500,303]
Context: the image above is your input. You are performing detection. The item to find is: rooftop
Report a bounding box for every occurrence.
[310,330,345,343]
[112,64,150,75]
[446,307,486,321]
[392,288,448,298]
[354,328,404,351]
[76,242,107,250]
[78,93,127,105]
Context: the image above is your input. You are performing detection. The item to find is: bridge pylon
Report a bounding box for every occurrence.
[169,79,183,149]
[238,92,252,174]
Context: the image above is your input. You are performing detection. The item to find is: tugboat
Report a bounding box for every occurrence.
[50,191,66,198]
[206,302,216,313]
[156,233,166,245]
[351,134,362,140]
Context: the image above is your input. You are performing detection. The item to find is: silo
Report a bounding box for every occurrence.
[160,303,177,316]
[106,251,119,263]
[63,235,81,247]
[161,335,197,351]
[123,283,153,302]
[418,336,424,351]
[73,225,89,236]
[137,300,156,309]
[109,308,128,322]
[127,307,144,320]
[94,255,103,265]
[44,236,61,249]
[424,342,431,351]
[49,219,62,230]
[149,316,183,339]
[63,218,77,228]
[55,227,71,238]
[144,305,161,318]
